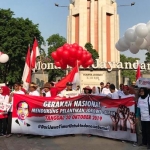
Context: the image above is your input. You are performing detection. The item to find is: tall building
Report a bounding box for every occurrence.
[67,0,121,88]
[67,0,120,63]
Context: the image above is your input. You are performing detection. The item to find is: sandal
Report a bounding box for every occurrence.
[6,134,12,138]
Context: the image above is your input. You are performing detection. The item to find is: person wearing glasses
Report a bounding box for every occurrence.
[6,82,25,138]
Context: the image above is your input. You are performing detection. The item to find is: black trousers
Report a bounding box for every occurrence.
[141,121,150,146]
[7,112,12,134]
[0,118,7,134]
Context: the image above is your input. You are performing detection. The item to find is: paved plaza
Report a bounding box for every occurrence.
[0,135,146,150]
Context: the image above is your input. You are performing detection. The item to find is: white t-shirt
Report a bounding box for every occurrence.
[121,94,135,99]
[107,91,119,99]
[29,90,40,96]
[137,95,150,121]
[101,88,111,95]
[45,91,51,97]
[59,90,79,98]
[118,90,124,97]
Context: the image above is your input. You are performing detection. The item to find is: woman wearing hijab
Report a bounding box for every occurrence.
[136,88,150,149]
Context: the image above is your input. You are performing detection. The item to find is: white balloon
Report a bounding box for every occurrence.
[0,54,9,63]
[129,43,139,54]
[145,33,150,46]
[135,37,144,47]
[140,39,148,49]
[118,37,130,49]
[135,24,148,38]
[124,28,137,42]
[147,46,150,52]
[146,21,150,32]
[115,42,127,52]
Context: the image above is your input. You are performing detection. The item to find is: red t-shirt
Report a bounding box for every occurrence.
[50,87,58,97]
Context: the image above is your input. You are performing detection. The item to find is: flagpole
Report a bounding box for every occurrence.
[34,37,46,84]
[77,60,81,94]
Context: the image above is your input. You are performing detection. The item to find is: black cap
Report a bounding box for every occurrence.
[66,82,73,86]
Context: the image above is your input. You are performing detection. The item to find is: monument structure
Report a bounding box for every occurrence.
[67,0,120,88]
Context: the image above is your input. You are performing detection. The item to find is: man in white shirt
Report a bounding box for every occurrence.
[43,82,51,97]
[28,83,40,96]
[107,84,119,99]
[59,82,79,98]
[101,82,111,95]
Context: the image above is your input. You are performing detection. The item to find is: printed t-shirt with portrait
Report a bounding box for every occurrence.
[10,90,25,112]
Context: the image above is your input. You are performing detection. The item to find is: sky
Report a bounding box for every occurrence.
[0,0,150,62]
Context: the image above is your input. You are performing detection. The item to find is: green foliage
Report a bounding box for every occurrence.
[120,54,139,83]
[47,34,66,58]
[46,34,66,81]
[0,9,44,84]
[84,43,99,61]
[145,52,150,62]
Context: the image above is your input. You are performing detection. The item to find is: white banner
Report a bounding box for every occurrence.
[136,77,150,88]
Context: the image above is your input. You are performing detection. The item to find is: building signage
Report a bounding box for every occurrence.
[35,59,148,72]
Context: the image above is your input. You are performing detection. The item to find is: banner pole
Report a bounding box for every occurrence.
[77,60,81,93]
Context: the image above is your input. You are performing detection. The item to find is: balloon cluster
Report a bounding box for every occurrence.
[116,21,150,54]
[0,52,9,63]
[51,43,94,69]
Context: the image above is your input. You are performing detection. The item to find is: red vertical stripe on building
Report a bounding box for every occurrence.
[94,1,98,51]
[87,1,90,42]
[106,13,111,62]
[75,14,79,44]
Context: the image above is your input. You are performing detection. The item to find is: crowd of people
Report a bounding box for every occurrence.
[0,81,149,149]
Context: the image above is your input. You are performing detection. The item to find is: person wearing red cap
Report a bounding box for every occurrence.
[83,86,92,95]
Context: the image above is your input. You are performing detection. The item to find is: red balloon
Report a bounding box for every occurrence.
[72,43,79,49]
[63,43,70,51]
[56,47,63,56]
[77,50,83,60]
[54,61,61,67]
[51,51,60,61]
[70,47,77,58]
[86,53,92,60]
[85,59,94,66]
[76,60,82,66]
[82,63,89,68]
[82,50,88,55]
[62,50,69,61]
[68,58,76,67]
[78,46,83,51]
[81,54,87,63]
[60,59,67,70]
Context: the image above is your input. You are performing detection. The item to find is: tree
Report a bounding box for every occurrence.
[47,34,66,57]
[145,52,150,62]
[0,9,44,84]
[84,43,99,61]
[47,34,67,81]
[120,54,139,83]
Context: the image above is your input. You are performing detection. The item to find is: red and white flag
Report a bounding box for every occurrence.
[55,66,80,92]
[136,64,141,80]
[31,39,40,72]
[22,46,31,90]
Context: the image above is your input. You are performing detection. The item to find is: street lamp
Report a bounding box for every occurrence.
[118,2,135,7]
[54,3,68,7]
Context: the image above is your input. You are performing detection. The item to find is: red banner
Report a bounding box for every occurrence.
[12,94,136,142]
